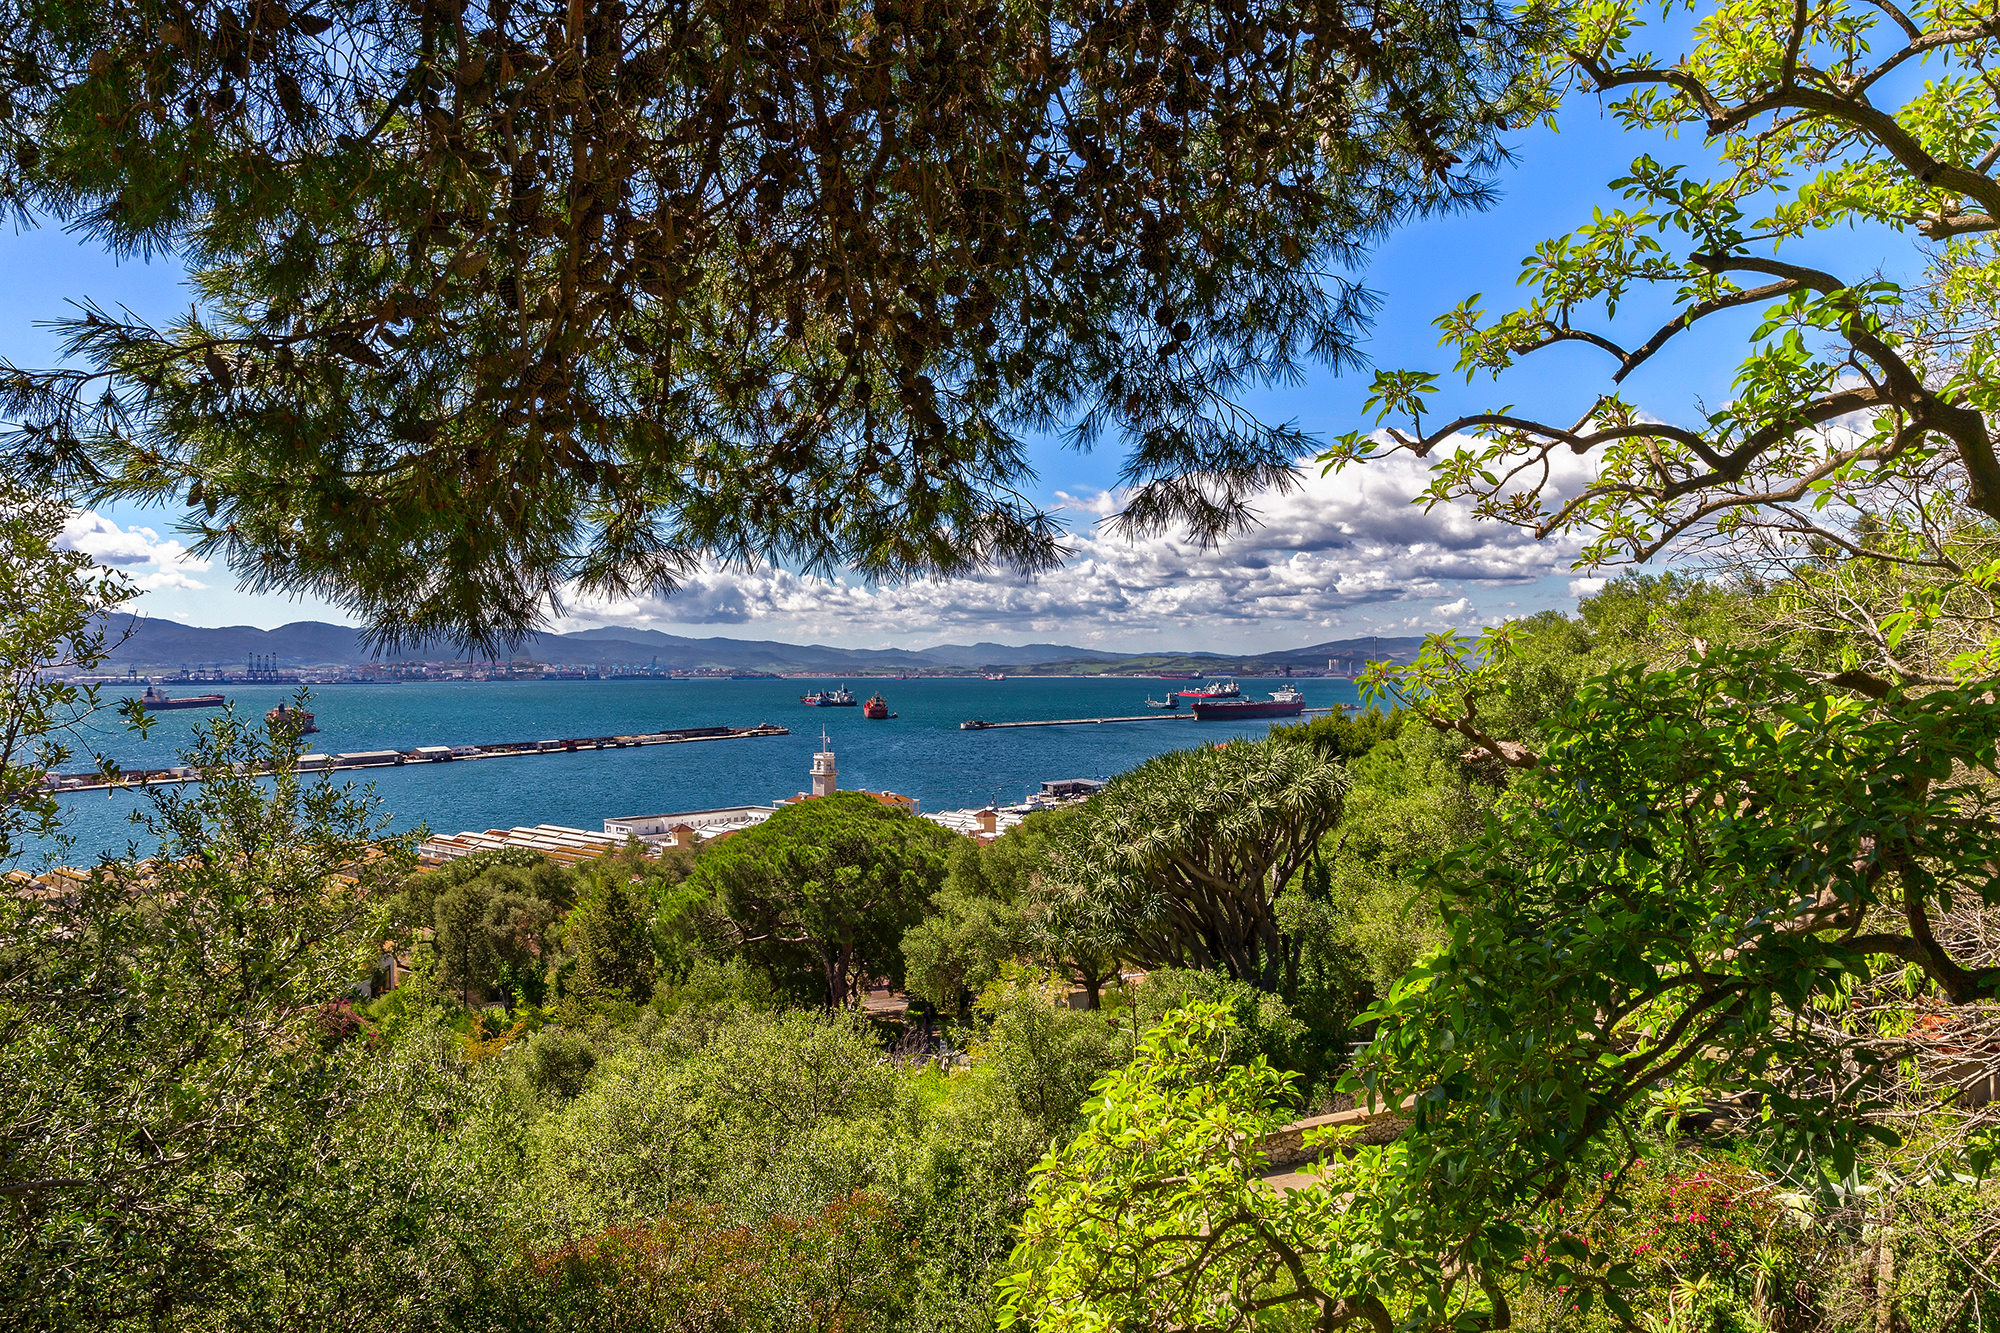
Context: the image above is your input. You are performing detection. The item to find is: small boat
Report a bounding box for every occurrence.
[1145,694,1179,709]
[863,693,894,719]
[266,702,319,735]
[1193,685,1307,721]
[800,685,858,706]
[1174,679,1241,701]
[139,685,226,710]
[983,673,1006,681]
[961,719,994,730]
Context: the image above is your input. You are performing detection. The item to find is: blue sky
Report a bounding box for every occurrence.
[16,94,1913,652]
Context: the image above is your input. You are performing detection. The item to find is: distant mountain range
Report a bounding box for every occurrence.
[93,617,1425,676]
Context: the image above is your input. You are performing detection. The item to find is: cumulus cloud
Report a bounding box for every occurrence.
[1569,576,1608,598]
[563,450,1590,643]
[131,569,210,591]
[59,511,212,573]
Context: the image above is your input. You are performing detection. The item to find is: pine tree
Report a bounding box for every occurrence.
[567,873,658,1002]
[0,0,1554,650]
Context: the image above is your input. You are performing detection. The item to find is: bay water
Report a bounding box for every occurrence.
[48,674,1364,863]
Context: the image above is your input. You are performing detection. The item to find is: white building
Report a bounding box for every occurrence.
[603,731,917,848]
[601,805,778,848]
[923,806,1028,840]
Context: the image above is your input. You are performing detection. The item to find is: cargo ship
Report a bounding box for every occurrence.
[139,685,226,710]
[1174,679,1240,701]
[863,692,894,719]
[1192,685,1307,721]
[266,702,319,735]
[800,685,858,706]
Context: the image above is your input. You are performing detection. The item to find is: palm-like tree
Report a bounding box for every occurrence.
[1044,736,1347,996]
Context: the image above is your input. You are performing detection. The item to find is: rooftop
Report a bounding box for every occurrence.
[418,824,629,866]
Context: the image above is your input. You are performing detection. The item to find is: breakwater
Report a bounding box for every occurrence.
[960,706,1346,730]
[46,723,791,793]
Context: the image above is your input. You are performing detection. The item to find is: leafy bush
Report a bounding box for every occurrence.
[520,1028,599,1102]
[486,1195,912,1333]
[969,967,1132,1138]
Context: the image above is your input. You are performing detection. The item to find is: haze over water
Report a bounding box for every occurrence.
[50,674,1365,862]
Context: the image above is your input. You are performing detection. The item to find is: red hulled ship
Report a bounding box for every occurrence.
[1191,685,1307,721]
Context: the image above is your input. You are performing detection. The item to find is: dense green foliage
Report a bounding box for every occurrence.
[1,711,412,1325]
[1042,734,1347,994]
[0,486,135,866]
[9,0,2000,1323]
[692,792,959,1008]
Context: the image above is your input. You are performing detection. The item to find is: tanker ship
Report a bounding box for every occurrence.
[1191,685,1307,721]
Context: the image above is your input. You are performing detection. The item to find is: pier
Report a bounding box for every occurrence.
[45,723,791,793]
[960,707,1345,730]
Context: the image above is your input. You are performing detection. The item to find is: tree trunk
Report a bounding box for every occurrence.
[827,938,854,1009]
[1873,1228,1895,1333]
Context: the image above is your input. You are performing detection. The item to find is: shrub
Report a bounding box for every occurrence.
[490,1194,912,1332]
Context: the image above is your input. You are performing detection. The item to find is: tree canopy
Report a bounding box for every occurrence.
[690,791,956,1007]
[1044,734,1347,995]
[1322,0,2000,687]
[1,708,412,1324]
[0,485,135,866]
[0,0,1549,650]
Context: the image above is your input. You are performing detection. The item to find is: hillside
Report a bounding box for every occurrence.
[94,616,1426,675]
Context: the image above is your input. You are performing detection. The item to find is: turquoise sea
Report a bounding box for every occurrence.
[48,675,1365,863]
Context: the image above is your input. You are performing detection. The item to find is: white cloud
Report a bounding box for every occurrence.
[131,569,210,591]
[1569,576,1608,598]
[563,450,1590,644]
[59,511,212,573]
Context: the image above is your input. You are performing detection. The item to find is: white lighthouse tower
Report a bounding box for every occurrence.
[810,728,838,798]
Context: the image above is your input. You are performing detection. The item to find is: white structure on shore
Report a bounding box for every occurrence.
[924,806,1027,841]
[601,805,779,848]
[810,729,838,798]
[592,731,914,852]
[923,777,1108,844]
[419,823,625,865]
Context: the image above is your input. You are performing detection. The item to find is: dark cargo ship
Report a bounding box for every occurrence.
[139,686,226,710]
